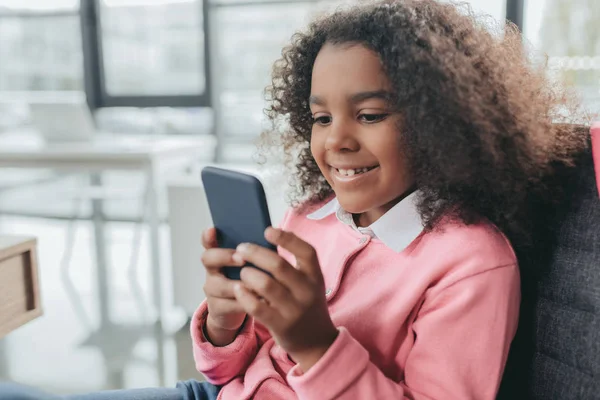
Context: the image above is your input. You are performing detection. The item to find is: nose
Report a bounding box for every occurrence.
[325,117,359,152]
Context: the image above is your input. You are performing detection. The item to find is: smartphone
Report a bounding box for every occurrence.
[201,166,275,280]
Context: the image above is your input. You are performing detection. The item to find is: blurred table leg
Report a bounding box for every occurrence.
[145,163,166,386]
[0,337,8,378]
[90,172,111,330]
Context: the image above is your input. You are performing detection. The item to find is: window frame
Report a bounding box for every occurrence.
[207,0,526,147]
[80,0,212,109]
[506,0,524,31]
[0,0,524,114]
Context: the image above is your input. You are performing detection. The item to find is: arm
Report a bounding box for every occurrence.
[287,264,521,400]
[191,301,270,385]
[192,209,294,384]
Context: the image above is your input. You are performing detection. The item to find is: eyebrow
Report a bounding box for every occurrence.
[350,90,393,104]
[309,90,393,106]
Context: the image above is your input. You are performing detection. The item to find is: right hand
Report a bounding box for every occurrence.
[201,227,247,346]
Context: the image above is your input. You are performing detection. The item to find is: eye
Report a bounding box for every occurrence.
[312,115,332,126]
[358,113,389,123]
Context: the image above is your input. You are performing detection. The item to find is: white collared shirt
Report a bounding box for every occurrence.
[307,191,424,252]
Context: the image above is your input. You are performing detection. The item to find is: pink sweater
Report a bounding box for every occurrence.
[191,207,520,399]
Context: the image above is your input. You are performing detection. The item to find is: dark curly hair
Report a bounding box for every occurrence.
[260,0,591,255]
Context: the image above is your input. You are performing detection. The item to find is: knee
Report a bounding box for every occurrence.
[0,382,57,400]
[176,380,219,400]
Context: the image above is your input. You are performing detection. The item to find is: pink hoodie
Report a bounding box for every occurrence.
[191,196,520,400]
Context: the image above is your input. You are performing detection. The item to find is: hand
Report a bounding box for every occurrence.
[200,227,247,346]
[232,227,338,372]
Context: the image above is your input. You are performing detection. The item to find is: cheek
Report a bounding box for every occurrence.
[387,148,413,188]
[389,142,409,169]
[310,135,333,183]
[310,134,325,164]
[372,127,404,166]
[379,132,412,181]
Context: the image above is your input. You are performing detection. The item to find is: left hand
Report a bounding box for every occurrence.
[232,227,339,372]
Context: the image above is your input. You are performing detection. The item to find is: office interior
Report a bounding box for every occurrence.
[0,0,598,395]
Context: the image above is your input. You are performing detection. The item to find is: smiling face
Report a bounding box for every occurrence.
[309,43,415,226]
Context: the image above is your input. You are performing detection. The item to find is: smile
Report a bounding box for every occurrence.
[335,166,378,176]
[330,165,380,182]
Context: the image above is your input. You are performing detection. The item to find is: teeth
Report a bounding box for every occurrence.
[336,167,372,176]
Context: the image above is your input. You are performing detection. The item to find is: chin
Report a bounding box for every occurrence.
[335,196,373,214]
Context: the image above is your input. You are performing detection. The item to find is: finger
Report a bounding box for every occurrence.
[234,243,307,290]
[233,283,281,327]
[207,297,246,315]
[240,267,298,312]
[265,228,321,279]
[201,248,244,273]
[201,227,218,249]
[204,274,239,299]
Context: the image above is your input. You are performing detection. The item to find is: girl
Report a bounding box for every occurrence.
[1,0,588,399]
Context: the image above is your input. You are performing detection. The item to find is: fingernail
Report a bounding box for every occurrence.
[232,253,244,264]
[265,227,280,241]
[234,283,242,294]
[236,243,249,253]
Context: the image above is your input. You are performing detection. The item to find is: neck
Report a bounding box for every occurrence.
[354,186,417,227]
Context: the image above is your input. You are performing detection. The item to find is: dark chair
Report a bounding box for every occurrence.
[498,125,600,399]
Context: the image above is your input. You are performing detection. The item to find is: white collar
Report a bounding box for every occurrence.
[307,191,424,252]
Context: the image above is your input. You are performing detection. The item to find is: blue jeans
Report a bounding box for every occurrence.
[0,380,220,400]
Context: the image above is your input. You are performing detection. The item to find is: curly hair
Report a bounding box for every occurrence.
[260,0,591,255]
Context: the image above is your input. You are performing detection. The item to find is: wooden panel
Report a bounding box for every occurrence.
[0,237,41,338]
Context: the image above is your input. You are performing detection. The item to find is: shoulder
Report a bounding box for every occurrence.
[430,217,515,260]
[413,217,518,288]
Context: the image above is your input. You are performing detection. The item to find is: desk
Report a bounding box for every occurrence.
[0,132,216,385]
[0,235,40,379]
[0,235,40,338]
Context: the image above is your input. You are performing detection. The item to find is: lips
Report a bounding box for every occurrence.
[332,165,379,177]
[328,164,380,185]
[335,166,376,176]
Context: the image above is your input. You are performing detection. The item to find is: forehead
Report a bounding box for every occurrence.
[311,43,390,93]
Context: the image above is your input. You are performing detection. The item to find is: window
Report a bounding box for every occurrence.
[214,0,363,140]
[524,0,600,111]
[5,0,592,143]
[98,0,206,97]
[441,0,507,22]
[215,2,317,138]
[215,0,509,140]
[82,0,210,108]
[0,1,83,92]
[0,1,83,130]
[0,0,78,12]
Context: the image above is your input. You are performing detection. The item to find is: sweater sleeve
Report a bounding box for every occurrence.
[287,264,520,400]
[191,301,262,385]
[191,208,295,385]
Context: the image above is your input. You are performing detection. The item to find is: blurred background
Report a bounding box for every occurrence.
[0,0,597,395]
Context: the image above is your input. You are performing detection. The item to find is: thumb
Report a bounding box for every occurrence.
[202,227,218,249]
[265,227,322,281]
